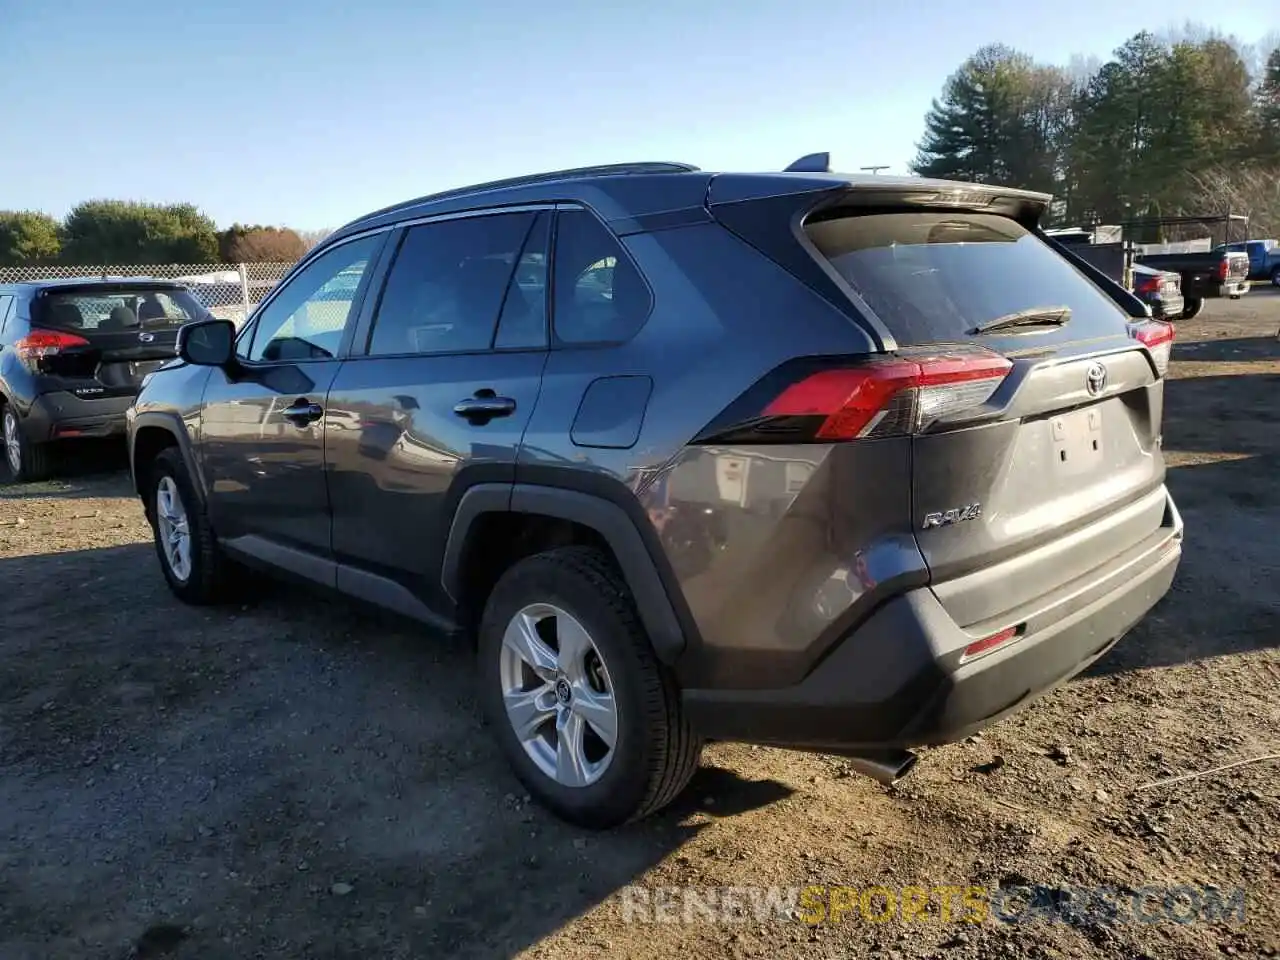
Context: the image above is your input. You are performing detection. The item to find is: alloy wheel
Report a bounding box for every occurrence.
[155,475,192,581]
[498,603,618,787]
[3,410,21,476]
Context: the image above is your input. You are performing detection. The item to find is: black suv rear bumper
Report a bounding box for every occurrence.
[21,392,134,442]
[682,496,1183,750]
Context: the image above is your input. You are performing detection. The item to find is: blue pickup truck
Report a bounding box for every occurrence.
[1218,240,1280,285]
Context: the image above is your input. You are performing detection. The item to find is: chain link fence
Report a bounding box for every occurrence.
[0,262,294,326]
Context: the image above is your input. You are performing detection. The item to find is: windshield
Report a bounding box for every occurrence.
[39,288,210,332]
[805,211,1129,345]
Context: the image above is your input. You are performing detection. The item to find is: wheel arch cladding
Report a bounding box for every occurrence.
[442,483,689,665]
[130,413,205,503]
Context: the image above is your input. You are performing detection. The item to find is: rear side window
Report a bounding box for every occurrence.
[38,288,209,332]
[552,209,651,345]
[804,211,1128,345]
[369,212,535,356]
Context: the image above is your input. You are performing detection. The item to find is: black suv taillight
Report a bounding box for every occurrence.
[694,346,1012,444]
[14,329,91,372]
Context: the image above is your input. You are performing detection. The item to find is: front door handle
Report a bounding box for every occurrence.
[283,400,324,426]
[453,392,516,423]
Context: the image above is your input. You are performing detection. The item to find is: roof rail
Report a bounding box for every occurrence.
[346,161,700,229]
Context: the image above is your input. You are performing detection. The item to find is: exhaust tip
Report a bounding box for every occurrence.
[844,750,919,785]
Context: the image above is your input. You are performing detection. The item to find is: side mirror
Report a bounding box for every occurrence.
[178,318,236,367]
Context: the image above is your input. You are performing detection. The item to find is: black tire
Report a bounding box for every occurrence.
[477,546,702,829]
[1181,298,1203,320]
[146,447,240,604]
[2,404,52,483]
[1271,266,1280,288]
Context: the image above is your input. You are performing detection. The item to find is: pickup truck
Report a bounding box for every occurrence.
[1217,240,1280,285]
[1134,248,1250,319]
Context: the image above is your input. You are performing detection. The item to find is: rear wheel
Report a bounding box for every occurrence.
[1181,298,1203,320]
[478,546,701,828]
[147,448,241,604]
[2,405,52,483]
[1271,266,1280,288]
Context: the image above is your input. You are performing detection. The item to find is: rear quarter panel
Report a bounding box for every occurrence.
[517,220,909,687]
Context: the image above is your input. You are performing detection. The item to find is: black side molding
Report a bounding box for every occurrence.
[128,411,207,503]
[441,482,688,665]
[439,482,513,604]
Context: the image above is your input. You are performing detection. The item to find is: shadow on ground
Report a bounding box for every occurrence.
[0,439,132,499]
[1173,335,1280,363]
[0,542,793,960]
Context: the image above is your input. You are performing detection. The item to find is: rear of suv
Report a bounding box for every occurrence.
[0,279,206,480]
[128,159,1183,828]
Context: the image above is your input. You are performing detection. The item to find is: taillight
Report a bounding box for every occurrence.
[1130,320,1175,377]
[1134,275,1160,295]
[1217,259,1229,280]
[14,329,91,362]
[695,346,1013,444]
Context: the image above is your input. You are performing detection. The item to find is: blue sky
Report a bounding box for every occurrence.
[0,0,1270,231]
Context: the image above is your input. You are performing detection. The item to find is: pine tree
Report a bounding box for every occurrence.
[1256,46,1280,158]
[912,46,1068,195]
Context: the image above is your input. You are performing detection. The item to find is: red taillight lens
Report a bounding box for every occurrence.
[1217,259,1229,280]
[1130,320,1175,377]
[1134,276,1160,295]
[14,329,91,362]
[699,347,1012,444]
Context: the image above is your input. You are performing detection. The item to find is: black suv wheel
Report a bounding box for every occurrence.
[2,405,51,483]
[478,546,702,828]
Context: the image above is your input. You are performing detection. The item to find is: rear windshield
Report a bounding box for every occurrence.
[804,211,1129,345]
[39,288,209,332]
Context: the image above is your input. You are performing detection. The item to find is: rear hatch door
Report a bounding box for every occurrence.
[801,202,1172,630]
[32,284,206,397]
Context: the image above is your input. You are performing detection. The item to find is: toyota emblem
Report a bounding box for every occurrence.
[138,331,155,343]
[1085,362,1107,396]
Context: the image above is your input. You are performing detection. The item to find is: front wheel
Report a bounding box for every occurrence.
[2,405,51,483]
[147,448,241,604]
[1271,266,1280,288]
[478,546,702,828]
[1181,298,1203,320]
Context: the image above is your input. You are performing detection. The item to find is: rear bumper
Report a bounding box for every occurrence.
[21,391,134,442]
[1149,294,1184,319]
[1208,280,1250,298]
[683,491,1183,750]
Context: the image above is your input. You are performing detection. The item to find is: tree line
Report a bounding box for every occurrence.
[0,200,331,267]
[912,30,1280,236]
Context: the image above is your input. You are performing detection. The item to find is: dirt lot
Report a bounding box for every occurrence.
[1,294,1277,960]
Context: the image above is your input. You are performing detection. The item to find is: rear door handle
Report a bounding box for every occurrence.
[283,400,324,426]
[453,393,516,423]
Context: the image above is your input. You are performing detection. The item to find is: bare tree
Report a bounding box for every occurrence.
[1186,166,1280,238]
[296,228,333,252]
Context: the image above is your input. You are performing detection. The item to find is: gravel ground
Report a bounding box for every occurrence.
[0,294,1277,960]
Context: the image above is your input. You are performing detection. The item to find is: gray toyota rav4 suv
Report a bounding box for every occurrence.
[128,158,1184,828]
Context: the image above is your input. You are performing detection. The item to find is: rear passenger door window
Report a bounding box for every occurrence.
[551,209,651,345]
[367,212,538,356]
